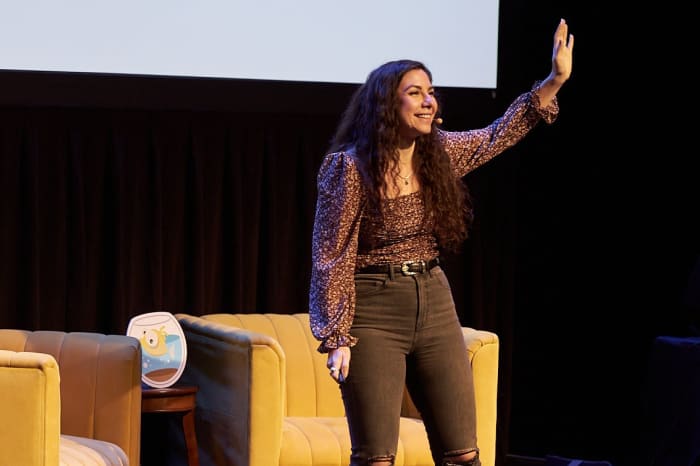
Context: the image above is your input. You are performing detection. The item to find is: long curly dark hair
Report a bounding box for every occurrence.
[328,59,472,251]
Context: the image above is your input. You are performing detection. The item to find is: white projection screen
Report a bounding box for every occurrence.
[0,0,499,89]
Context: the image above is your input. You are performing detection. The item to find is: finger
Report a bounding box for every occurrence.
[326,353,338,369]
[554,18,567,44]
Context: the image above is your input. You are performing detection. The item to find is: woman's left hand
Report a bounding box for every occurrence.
[550,18,574,85]
[537,18,574,107]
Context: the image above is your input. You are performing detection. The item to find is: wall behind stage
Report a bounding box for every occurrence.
[0,2,695,466]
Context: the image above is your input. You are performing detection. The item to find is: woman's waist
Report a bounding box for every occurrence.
[355,240,439,274]
[355,257,441,276]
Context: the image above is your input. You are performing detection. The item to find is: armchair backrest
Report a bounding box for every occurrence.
[0,329,143,466]
[198,313,345,417]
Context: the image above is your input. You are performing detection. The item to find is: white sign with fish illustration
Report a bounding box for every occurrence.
[126,311,187,388]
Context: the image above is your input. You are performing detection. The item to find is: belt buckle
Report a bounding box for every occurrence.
[400,260,425,276]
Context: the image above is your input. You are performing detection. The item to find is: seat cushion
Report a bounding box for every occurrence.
[60,435,129,466]
[280,416,433,466]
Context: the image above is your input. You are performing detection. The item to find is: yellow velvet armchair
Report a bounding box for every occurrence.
[0,330,143,466]
[175,312,498,466]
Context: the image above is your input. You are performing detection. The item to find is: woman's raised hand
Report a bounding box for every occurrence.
[551,18,574,85]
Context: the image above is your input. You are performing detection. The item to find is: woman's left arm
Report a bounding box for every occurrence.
[439,19,574,177]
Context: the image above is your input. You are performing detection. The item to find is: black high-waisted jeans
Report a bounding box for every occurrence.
[342,265,479,465]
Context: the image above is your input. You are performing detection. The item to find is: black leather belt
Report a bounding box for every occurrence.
[356,257,440,276]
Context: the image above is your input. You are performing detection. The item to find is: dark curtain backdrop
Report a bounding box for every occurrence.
[1,2,696,466]
[0,108,339,330]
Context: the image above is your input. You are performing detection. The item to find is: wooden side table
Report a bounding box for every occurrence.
[142,385,200,466]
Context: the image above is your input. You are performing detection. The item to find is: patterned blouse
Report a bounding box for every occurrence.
[309,84,558,352]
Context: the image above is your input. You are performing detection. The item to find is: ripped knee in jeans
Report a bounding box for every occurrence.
[441,448,480,466]
[366,454,395,465]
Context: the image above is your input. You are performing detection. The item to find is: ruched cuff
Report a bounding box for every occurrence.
[531,80,559,124]
[317,333,359,353]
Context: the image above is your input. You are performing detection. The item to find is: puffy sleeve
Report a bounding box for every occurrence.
[309,151,363,353]
[440,81,559,177]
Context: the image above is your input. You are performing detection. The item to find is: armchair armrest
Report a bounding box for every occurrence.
[0,350,61,466]
[176,313,286,466]
[463,327,499,466]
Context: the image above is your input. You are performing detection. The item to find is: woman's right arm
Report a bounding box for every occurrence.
[309,151,363,353]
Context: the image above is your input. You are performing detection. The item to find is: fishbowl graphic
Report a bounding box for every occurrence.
[126,311,187,388]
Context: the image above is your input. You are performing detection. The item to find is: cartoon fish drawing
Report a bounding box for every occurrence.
[140,326,169,357]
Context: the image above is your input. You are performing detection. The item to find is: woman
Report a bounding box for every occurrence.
[309,19,573,466]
